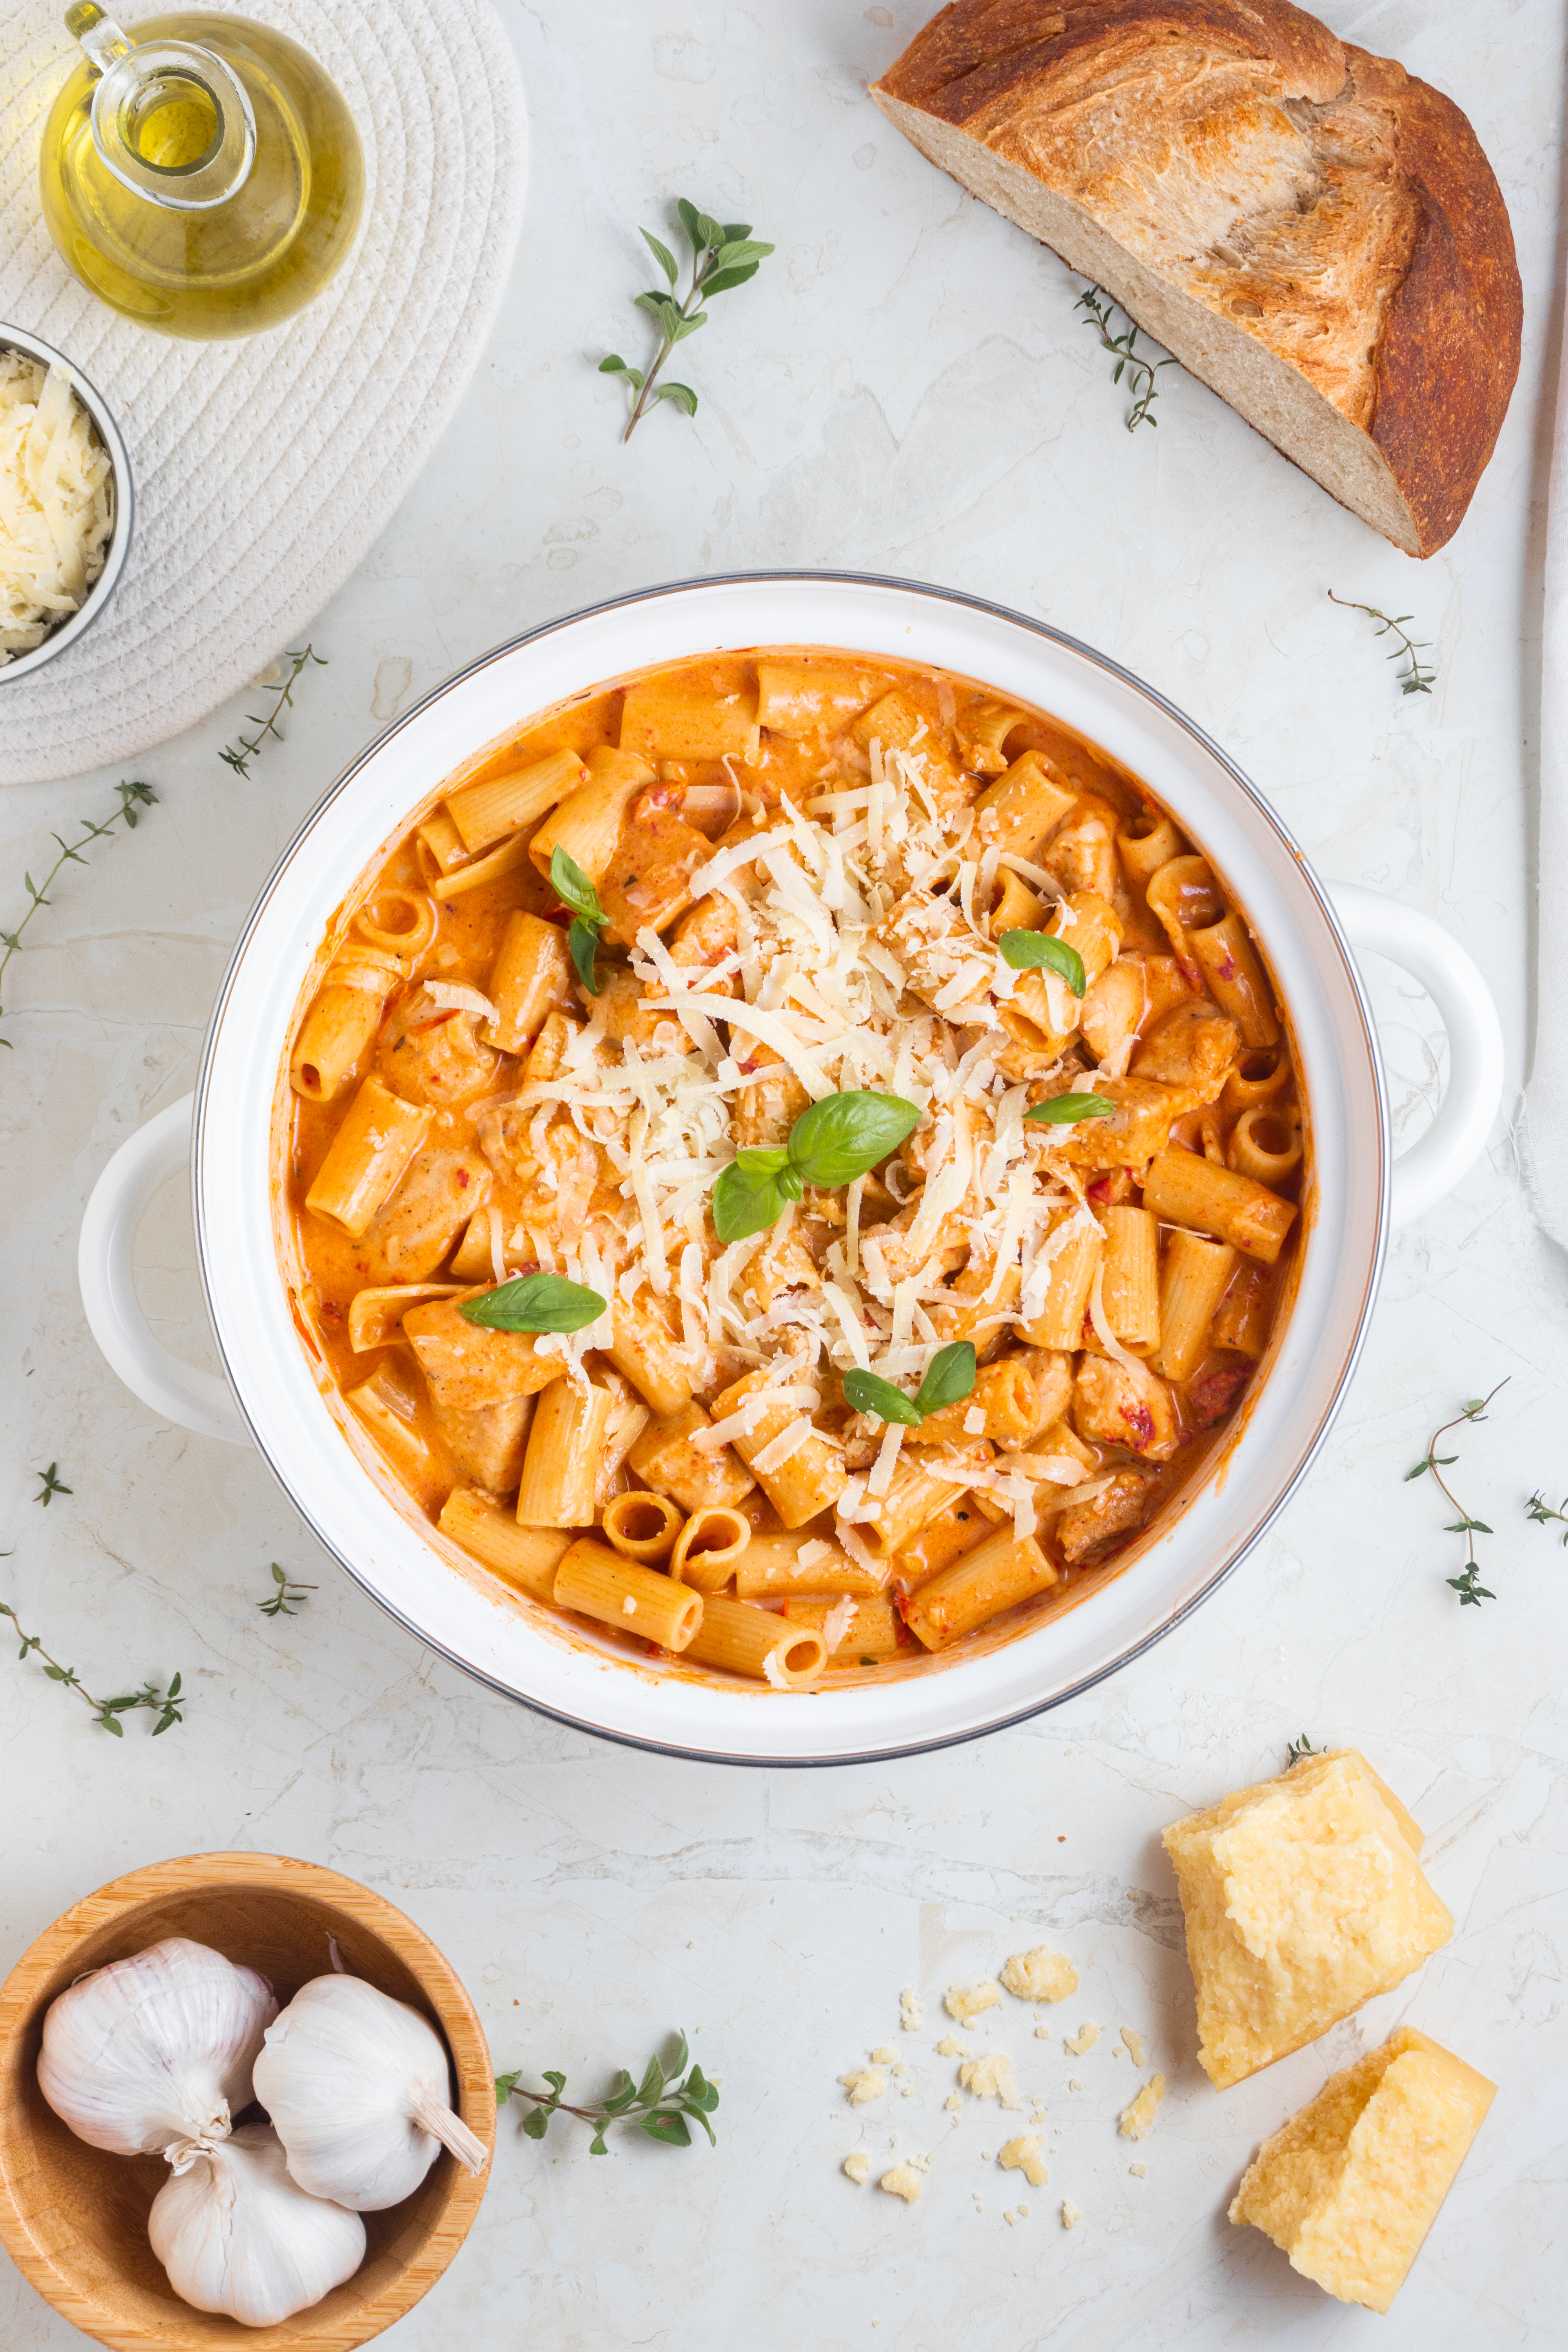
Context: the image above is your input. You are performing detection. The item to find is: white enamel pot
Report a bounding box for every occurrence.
[77,575,1504,1766]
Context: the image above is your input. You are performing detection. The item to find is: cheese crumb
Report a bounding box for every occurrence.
[842,2151,870,2184]
[1000,1945,1079,2004]
[871,2047,897,2064]
[945,1980,1002,2024]
[935,2034,970,2058]
[0,354,114,664]
[1034,2024,1052,2040]
[841,2068,886,2106]
[998,2133,1048,2188]
[1129,2161,1147,2178]
[1121,2027,1147,2066]
[959,2053,1023,2109]
[879,2163,923,2203]
[944,2094,962,2112]
[892,2062,907,2077]
[1119,2073,1167,2140]
[1061,2198,1082,2229]
[900,1986,924,2031]
[1004,2208,1018,2225]
[1068,2078,1082,2092]
[1064,2023,1098,2055]
[1017,2203,1030,2217]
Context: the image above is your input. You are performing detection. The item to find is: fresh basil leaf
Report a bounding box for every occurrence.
[842,1369,922,1428]
[655,382,699,417]
[550,843,603,924]
[786,1091,921,1187]
[998,929,1087,996]
[914,1341,976,1416]
[702,265,759,297]
[1024,1093,1117,1125]
[459,1274,607,1333]
[641,228,679,285]
[641,2110,693,2147]
[712,1156,785,1244]
[677,197,703,248]
[568,915,600,994]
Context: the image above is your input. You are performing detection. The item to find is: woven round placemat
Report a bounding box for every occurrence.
[0,0,526,784]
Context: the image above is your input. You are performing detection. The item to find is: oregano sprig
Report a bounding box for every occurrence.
[1526,1491,1568,1544]
[843,1341,976,1429]
[1328,593,1435,697]
[0,782,156,1048]
[711,1091,921,1245]
[1075,284,1174,431]
[220,646,327,779]
[1405,1381,1508,1605]
[496,2030,718,2154]
[258,1563,316,1618]
[601,200,774,441]
[0,1594,185,1737]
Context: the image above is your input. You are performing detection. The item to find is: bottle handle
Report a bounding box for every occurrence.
[77,1094,251,1446]
[1328,883,1504,1227]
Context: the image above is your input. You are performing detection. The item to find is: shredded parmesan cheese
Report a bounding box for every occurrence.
[0,354,113,661]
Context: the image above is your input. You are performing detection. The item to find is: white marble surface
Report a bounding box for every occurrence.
[4,0,1568,2343]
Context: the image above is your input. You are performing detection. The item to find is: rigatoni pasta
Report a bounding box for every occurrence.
[278,645,1307,1690]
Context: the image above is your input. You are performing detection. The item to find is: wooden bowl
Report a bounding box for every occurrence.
[0,1853,495,2351]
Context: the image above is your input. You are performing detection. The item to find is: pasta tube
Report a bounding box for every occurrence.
[515,1379,616,1527]
[446,748,588,855]
[1099,1207,1160,1350]
[733,1533,883,1599]
[785,1593,907,1662]
[554,1537,702,1650]
[347,1282,464,1351]
[681,1593,827,1686]
[889,1494,995,1590]
[901,1528,1057,1651]
[607,1289,696,1417]
[709,1370,847,1529]
[1223,1045,1291,1113]
[528,745,657,887]
[620,673,760,762]
[1015,1209,1102,1351]
[289,945,403,1102]
[755,658,881,736]
[860,1447,974,1560]
[354,889,437,960]
[670,1505,751,1593]
[601,1490,683,1563]
[972,750,1077,860]
[481,912,573,1055]
[1228,1105,1303,1187]
[956,698,1034,775]
[1211,1261,1274,1356]
[1116,810,1182,889]
[1189,910,1281,1047]
[438,1488,570,1604]
[305,1077,432,1239]
[1152,1233,1239,1384]
[628,1402,756,1513]
[1141,1149,1298,1264]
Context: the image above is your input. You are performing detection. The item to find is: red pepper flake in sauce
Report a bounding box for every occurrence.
[456,1168,470,1188]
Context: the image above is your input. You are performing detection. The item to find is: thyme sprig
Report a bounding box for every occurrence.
[34,1462,72,1507]
[496,2030,718,2154]
[0,782,156,1048]
[220,646,327,779]
[1328,593,1435,696]
[1286,1733,1321,1767]
[1405,1382,1508,1605]
[1526,1491,1568,1544]
[600,200,774,441]
[258,1562,316,1617]
[0,1595,185,1736]
[1075,284,1174,431]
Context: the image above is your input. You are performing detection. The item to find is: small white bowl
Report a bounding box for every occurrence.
[0,321,133,682]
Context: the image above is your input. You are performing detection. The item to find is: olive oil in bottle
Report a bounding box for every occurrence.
[39,3,363,339]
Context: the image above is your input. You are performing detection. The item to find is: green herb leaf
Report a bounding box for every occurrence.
[700,265,759,297]
[494,2070,522,2105]
[914,1341,977,1416]
[550,845,604,926]
[1285,1733,1319,1767]
[997,929,1087,995]
[842,1370,922,1428]
[695,210,725,250]
[711,1154,788,1245]
[459,1274,606,1334]
[599,354,645,390]
[668,2030,691,2078]
[522,2107,550,2139]
[568,915,601,995]
[677,198,703,248]
[712,239,774,269]
[34,1462,72,1506]
[641,2111,693,2147]
[786,1091,921,1187]
[542,2071,568,2096]
[1024,1093,1116,1125]
[637,2052,666,2107]
[655,383,699,417]
[721,221,752,240]
[641,229,679,285]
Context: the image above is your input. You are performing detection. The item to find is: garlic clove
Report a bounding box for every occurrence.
[254,1974,487,2212]
[149,2123,366,2327]
[38,1936,278,2158]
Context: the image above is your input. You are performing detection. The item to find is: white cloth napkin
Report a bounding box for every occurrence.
[1522,298,1568,1245]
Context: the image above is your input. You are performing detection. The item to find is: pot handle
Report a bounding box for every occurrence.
[77,1093,251,1445]
[1329,883,1505,1227]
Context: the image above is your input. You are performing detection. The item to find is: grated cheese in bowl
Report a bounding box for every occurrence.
[0,350,114,666]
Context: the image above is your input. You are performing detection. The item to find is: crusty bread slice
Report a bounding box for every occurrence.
[871,0,1522,557]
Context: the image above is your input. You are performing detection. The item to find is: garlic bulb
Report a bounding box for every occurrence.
[38,1936,277,2157]
[255,1974,488,2210]
[149,2122,366,2327]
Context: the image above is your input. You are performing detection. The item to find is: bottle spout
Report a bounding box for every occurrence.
[65,1,256,211]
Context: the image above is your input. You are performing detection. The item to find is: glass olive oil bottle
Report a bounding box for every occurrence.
[40,3,363,339]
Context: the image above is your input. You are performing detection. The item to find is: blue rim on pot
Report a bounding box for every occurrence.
[0,321,134,682]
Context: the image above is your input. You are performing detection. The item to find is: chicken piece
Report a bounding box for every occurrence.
[1072,1356,1180,1461]
[403,1294,570,1493]
[860,1199,971,1292]
[1056,1467,1158,1563]
[875,884,991,1018]
[1051,1076,1191,1172]
[668,894,740,984]
[598,786,711,945]
[1010,1348,1074,1446]
[355,1149,492,1283]
[733,1042,811,1149]
[926,1251,1024,1356]
[379,991,501,1109]
[1079,960,1145,1071]
[595,966,667,1046]
[738,1223,820,1310]
[1131,1002,1241,1104]
[1041,795,1120,902]
[1186,1361,1253,1428]
[481,1105,603,1242]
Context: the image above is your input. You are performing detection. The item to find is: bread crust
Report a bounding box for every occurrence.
[874,0,1521,554]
